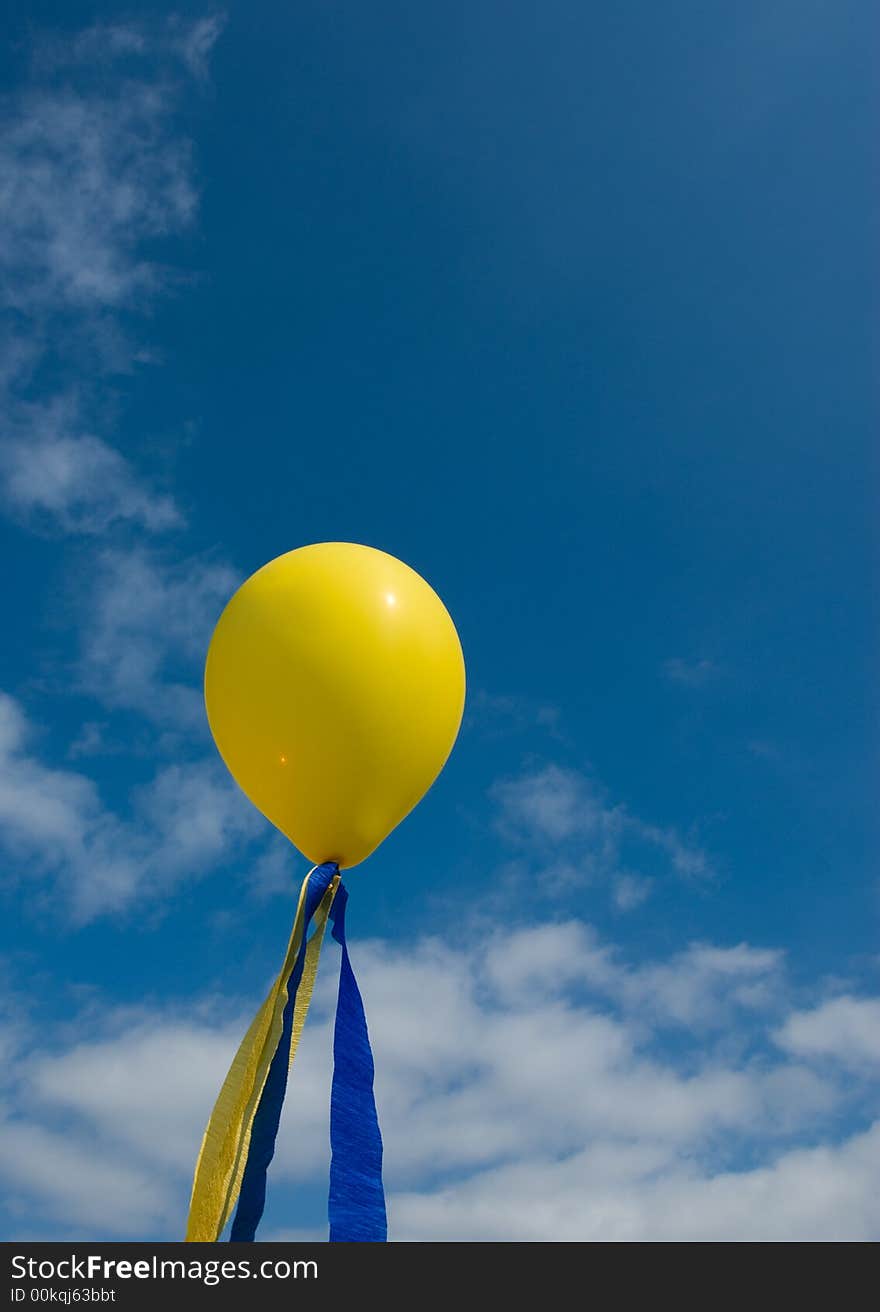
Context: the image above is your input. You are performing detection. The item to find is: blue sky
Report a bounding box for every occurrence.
[0,2,877,1241]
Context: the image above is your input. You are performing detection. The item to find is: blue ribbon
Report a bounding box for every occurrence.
[328,883,387,1242]
[230,861,338,1242]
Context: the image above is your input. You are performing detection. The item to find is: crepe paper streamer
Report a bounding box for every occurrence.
[186,878,310,1242]
[187,863,387,1243]
[288,884,336,1072]
[186,865,338,1242]
[328,884,387,1243]
[218,876,338,1237]
[230,862,339,1240]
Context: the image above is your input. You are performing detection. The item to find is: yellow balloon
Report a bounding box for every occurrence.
[204,542,466,869]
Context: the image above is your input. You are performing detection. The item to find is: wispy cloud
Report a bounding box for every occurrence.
[0,21,249,929]
[612,873,653,912]
[32,16,226,84]
[0,692,259,923]
[1,405,181,534]
[1,918,876,1240]
[491,764,713,903]
[464,690,563,740]
[0,15,221,530]
[0,21,215,321]
[493,764,624,849]
[172,15,227,81]
[74,547,240,729]
[663,657,720,687]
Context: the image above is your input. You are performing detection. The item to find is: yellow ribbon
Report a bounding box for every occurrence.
[186,869,339,1241]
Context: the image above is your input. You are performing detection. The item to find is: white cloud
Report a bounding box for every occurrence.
[0,1116,174,1235]
[28,1017,241,1175]
[480,921,785,1031]
[0,691,260,922]
[0,16,215,538]
[76,547,239,728]
[1,411,181,534]
[0,46,197,317]
[618,941,785,1030]
[493,764,624,849]
[134,761,263,884]
[0,692,131,916]
[492,764,712,897]
[391,1122,880,1241]
[775,996,880,1068]
[2,919,875,1240]
[0,83,193,319]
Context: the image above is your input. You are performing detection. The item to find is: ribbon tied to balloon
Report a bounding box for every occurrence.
[185,543,465,1242]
